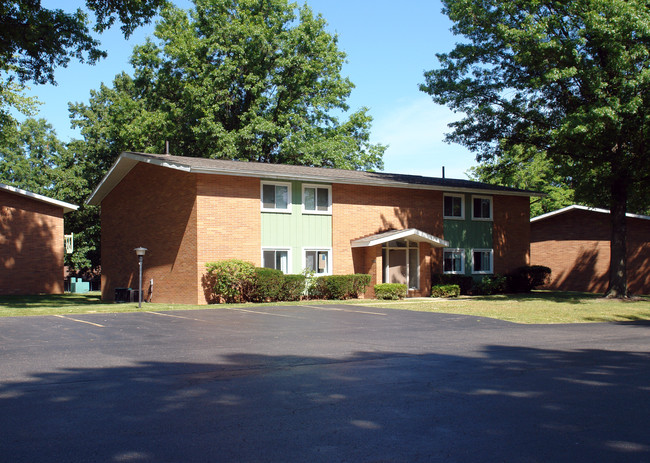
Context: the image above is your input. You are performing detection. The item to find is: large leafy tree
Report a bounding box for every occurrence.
[421,0,650,297]
[70,0,385,190]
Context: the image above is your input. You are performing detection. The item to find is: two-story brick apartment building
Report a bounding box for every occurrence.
[87,152,538,304]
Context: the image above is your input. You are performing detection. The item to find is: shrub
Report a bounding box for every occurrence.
[281,274,307,301]
[374,283,407,300]
[431,284,460,298]
[308,274,372,300]
[431,273,474,295]
[205,260,255,303]
[474,275,507,295]
[249,267,284,302]
[506,265,552,293]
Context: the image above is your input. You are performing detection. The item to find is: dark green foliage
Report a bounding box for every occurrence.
[308,274,371,300]
[474,275,508,296]
[280,274,307,301]
[431,274,474,295]
[374,283,407,300]
[507,265,552,293]
[248,267,284,302]
[431,284,460,298]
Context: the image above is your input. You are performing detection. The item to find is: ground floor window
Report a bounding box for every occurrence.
[382,239,419,289]
[304,248,331,275]
[443,248,465,274]
[472,249,493,274]
[262,248,290,273]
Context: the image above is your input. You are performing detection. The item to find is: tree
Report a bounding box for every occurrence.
[70,0,385,189]
[421,0,650,297]
[0,0,168,85]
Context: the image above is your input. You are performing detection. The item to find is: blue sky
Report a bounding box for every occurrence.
[27,0,478,179]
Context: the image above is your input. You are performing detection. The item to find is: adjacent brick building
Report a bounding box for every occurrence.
[531,205,650,295]
[87,152,538,304]
[0,183,78,295]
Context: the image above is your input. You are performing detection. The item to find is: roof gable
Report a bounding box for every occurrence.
[1,183,78,213]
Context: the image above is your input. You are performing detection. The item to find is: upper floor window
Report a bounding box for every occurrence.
[261,181,291,212]
[472,195,492,220]
[302,184,332,214]
[444,194,464,219]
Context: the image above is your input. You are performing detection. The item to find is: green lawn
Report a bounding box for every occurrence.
[1,291,649,324]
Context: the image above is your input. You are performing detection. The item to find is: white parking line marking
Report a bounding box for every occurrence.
[144,311,205,322]
[225,308,297,318]
[299,305,387,316]
[53,315,105,327]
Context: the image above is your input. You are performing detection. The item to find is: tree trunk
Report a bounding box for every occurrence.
[606,177,628,298]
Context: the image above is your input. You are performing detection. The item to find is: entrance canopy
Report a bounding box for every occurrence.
[351,228,449,248]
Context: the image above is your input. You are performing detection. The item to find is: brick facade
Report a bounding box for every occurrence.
[0,189,65,295]
[493,194,531,274]
[333,184,444,297]
[531,208,650,295]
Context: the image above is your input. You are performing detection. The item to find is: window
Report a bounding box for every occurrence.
[302,184,331,214]
[472,249,493,274]
[262,248,290,273]
[304,248,331,275]
[443,194,464,219]
[261,181,291,212]
[472,195,492,220]
[443,249,465,274]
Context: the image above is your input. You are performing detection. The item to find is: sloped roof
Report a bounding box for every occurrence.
[531,205,650,223]
[1,183,78,213]
[351,228,449,248]
[87,151,542,205]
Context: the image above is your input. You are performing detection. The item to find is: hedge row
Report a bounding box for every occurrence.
[204,260,371,303]
[431,265,552,296]
[374,283,407,300]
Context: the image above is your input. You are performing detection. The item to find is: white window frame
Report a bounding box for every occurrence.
[260,181,292,213]
[443,248,465,274]
[261,247,292,274]
[471,195,493,221]
[303,247,332,275]
[471,248,494,274]
[443,193,465,219]
[301,183,332,215]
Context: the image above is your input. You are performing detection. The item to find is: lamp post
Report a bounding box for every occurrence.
[134,247,147,308]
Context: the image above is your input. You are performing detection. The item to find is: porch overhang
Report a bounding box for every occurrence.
[350,228,449,248]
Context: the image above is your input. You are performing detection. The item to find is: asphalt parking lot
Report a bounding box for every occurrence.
[1,304,649,463]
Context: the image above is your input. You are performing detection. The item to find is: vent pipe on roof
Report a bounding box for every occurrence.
[442,166,445,179]
[165,141,170,155]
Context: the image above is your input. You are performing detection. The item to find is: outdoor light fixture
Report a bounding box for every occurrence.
[134,247,147,308]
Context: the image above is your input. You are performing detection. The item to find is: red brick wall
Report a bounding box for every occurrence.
[196,174,260,303]
[332,184,444,296]
[493,195,531,274]
[0,189,65,295]
[101,163,200,304]
[531,209,650,294]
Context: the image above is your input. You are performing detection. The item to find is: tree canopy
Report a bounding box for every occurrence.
[421,0,650,297]
[70,0,385,188]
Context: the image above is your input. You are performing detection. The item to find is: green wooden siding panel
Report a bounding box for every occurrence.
[261,181,332,273]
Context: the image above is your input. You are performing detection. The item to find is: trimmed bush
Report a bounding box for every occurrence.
[374,283,407,300]
[281,274,307,301]
[474,275,507,295]
[205,260,255,303]
[506,265,552,293]
[431,273,474,295]
[431,284,460,298]
[249,267,284,302]
[308,274,372,300]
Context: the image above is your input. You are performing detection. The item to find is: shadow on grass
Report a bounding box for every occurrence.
[0,292,104,309]
[470,290,604,305]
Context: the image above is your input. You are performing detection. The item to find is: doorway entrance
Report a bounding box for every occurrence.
[383,239,419,290]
